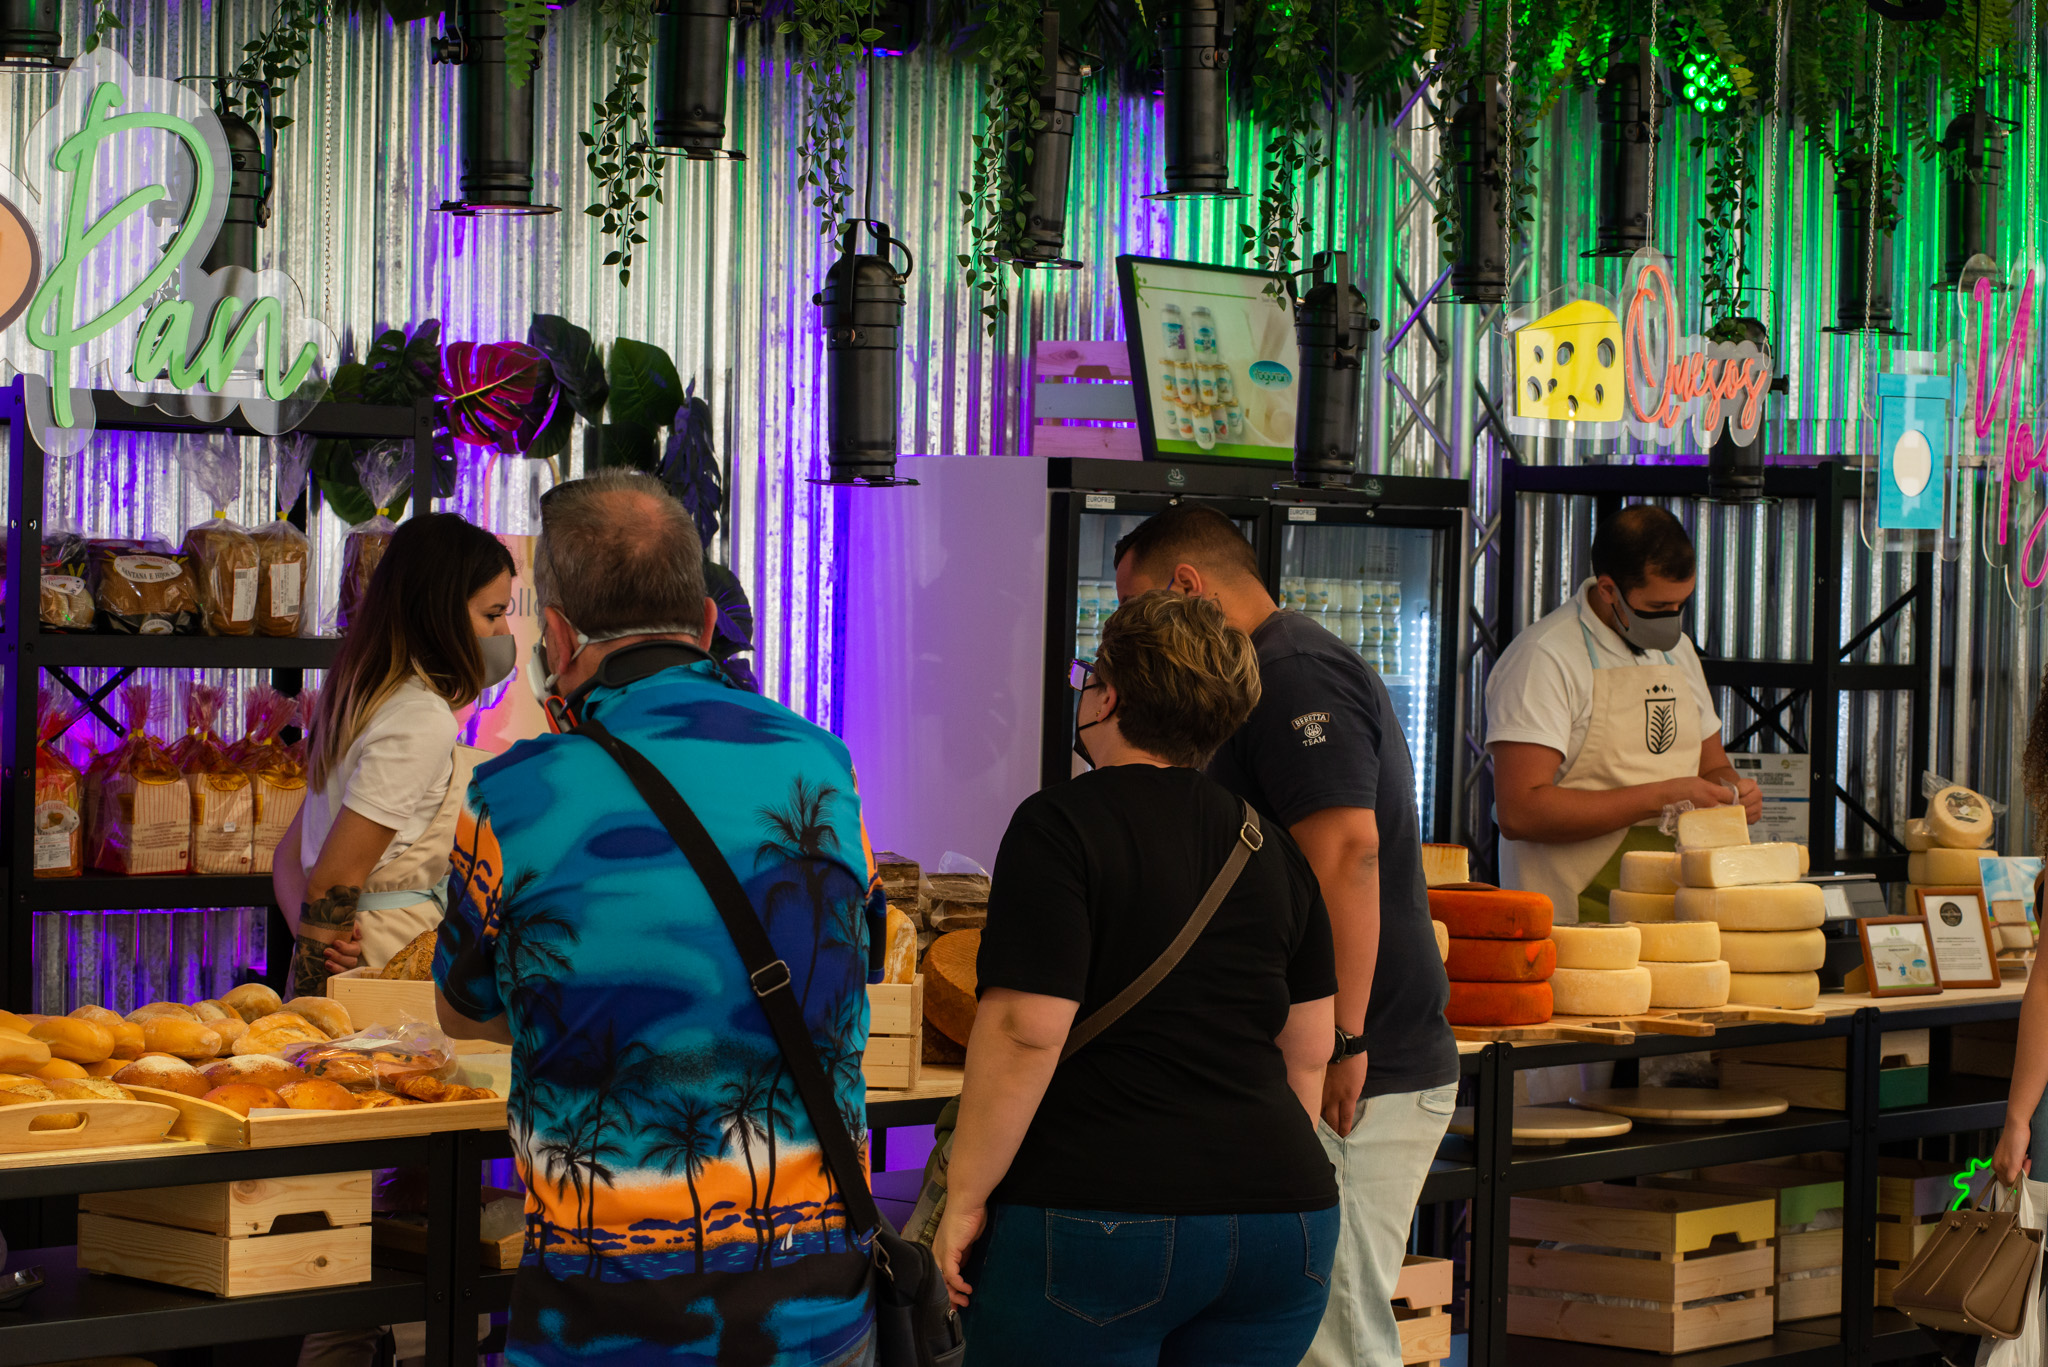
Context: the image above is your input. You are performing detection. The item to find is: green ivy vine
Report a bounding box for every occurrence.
[1693,106,1758,327]
[583,0,665,286]
[229,0,327,132]
[82,0,122,53]
[1242,0,1327,282]
[781,0,881,244]
[959,0,1045,333]
[502,0,554,85]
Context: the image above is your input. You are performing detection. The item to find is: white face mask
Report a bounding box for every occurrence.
[479,634,518,688]
[528,618,702,717]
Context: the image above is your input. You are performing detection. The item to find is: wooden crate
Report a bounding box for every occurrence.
[1024,341,1141,459]
[863,975,923,1091]
[326,970,508,1055]
[123,1054,509,1149]
[78,1169,371,1297]
[374,1186,523,1270]
[1393,1255,1453,1366]
[1508,1184,1776,1355]
[1655,1163,1844,1323]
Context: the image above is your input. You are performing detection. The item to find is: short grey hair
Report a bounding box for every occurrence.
[534,470,707,636]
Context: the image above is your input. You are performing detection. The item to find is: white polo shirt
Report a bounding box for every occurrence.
[1485,579,1720,780]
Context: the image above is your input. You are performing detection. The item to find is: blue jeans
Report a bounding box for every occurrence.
[959,1204,1339,1366]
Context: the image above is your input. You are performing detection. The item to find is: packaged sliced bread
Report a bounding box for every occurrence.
[228,685,308,874]
[87,683,191,874]
[39,528,93,631]
[89,538,200,635]
[338,442,407,634]
[33,688,83,878]
[177,433,260,636]
[252,432,315,637]
[171,683,253,875]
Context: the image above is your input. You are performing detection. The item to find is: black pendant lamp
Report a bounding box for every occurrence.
[1706,317,1772,502]
[1588,38,1663,257]
[0,0,63,70]
[1935,97,2003,293]
[435,0,558,215]
[1827,151,1898,334]
[1290,251,1374,488]
[813,220,918,486]
[1147,0,1243,200]
[1004,10,1084,269]
[202,98,270,275]
[1448,75,1507,304]
[651,0,753,161]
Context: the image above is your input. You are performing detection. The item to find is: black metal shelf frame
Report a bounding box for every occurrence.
[0,382,434,1009]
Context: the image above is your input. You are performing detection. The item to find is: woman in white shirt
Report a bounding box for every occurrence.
[273,513,517,996]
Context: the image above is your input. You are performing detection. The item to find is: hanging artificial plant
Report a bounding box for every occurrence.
[83,0,123,52]
[584,0,667,286]
[959,0,1047,332]
[228,0,328,131]
[502,0,555,81]
[1240,0,1327,281]
[781,0,882,243]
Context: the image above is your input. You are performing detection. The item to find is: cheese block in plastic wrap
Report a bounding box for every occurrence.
[1678,842,1802,888]
[1675,805,1750,849]
[1907,849,1987,886]
[1619,850,1682,894]
[1901,818,1934,852]
[1550,965,1653,1016]
[1421,844,1471,887]
[1609,890,1676,923]
[1636,920,1721,962]
[1675,882,1826,930]
[1728,970,1820,1010]
[1444,980,1552,1027]
[1720,928,1827,973]
[1444,936,1556,983]
[1925,785,1995,848]
[1427,887,1551,940]
[1645,958,1731,1008]
[1551,923,1641,970]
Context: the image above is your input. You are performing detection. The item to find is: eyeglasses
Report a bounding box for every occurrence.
[1068,658,1098,692]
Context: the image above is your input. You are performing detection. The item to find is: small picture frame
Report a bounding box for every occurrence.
[1859,916,1944,997]
[1914,886,2001,990]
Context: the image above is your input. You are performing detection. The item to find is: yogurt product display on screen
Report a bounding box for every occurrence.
[1119,256,1301,463]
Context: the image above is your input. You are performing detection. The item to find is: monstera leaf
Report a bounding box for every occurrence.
[527,314,610,422]
[519,387,574,461]
[660,382,723,545]
[704,558,758,693]
[440,342,555,454]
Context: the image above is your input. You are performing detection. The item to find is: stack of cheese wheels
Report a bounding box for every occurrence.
[1612,849,1682,922]
[1904,782,1997,923]
[1432,887,1555,1026]
[1550,922,1653,1016]
[1635,919,1731,1008]
[1671,805,1822,1010]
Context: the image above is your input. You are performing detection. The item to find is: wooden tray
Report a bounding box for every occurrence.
[1451,1014,1637,1045]
[125,1086,506,1149]
[1567,1087,1790,1126]
[0,1099,179,1153]
[1449,1105,1633,1146]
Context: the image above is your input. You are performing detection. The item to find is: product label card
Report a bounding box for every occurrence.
[1729,751,1810,844]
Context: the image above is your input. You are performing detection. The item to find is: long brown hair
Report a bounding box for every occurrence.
[2027,670,2048,853]
[308,513,514,788]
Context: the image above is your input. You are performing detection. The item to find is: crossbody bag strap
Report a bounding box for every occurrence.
[1059,801,1263,1062]
[574,717,885,1236]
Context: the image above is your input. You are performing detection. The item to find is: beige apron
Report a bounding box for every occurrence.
[353,744,486,971]
[1498,620,1702,926]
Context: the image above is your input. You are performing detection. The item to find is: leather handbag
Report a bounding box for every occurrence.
[575,718,965,1367]
[1893,1181,2044,1339]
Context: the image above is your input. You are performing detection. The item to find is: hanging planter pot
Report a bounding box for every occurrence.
[1706,316,1771,502]
[1291,251,1374,489]
[650,0,751,161]
[814,220,919,486]
[1935,100,2004,293]
[0,0,62,70]
[1588,38,1663,258]
[1147,0,1243,201]
[1827,153,1898,334]
[435,0,559,215]
[1447,76,1507,305]
[1004,11,1085,269]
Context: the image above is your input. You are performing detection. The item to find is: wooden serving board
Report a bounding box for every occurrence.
[1449,1105,1632,1146]
[126,1086,507,1149]
[1450,1014,1637,1045]
[1607,1005,1831,1037]
[0,1098,180,1152]
[1569,1087,1791,1125]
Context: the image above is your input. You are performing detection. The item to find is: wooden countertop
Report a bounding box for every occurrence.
[866,1063,963,1105]
[1814,977,2029,1017]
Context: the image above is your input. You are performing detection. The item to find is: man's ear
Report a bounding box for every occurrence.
[699,596,719,651]
[541,606,575,661]
[1171,562,1206,598]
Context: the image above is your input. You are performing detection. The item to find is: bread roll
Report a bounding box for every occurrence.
[378,930,437,981]
[208,1017,249,1051]
[31,1058,86,1080]
[201,1055,305,1092]
[0,1083,76,1131]
[202,1083,284,1116]
[128,1001,198,1023]
[356,1091,420,1109]
[0,1028,51,1073]
[303,1053,377,1088]
[221,983,283,1023]
[279,1078,361,1111]
[142,1017,223,1061]
[50,1076,131,1102]
[30,1017,114,1064]
[0,1011,34,1035]
[235,1017,325,1056]
[105,1019,147,1060]
[191,999,235,1023]
[115,1055,210,1098]
[68,1005,125,1029]
[245,1011,324,1038]
[0,1079,55,1101]
[283,997,352,1039]
[85,1058,127,1078]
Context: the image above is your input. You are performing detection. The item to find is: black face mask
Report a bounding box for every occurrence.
[1074,698,1113,768]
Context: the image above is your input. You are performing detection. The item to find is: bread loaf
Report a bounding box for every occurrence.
[222,982,283,1023]
[378,930,437,981]
[128,1001,198,1022]
[202,1055,306,1092]
[208,1017,249,1051]
[181,518,260,635]
[283,998,352,1039]
[68,1005,124,1029]
[49,1077,132,1102]
[87,683,191,875]
[337,523,392,634]
[923,930,980,1046]
[926,874,990,934]
[85,1058,127,1077]
[251,521,309,637]
[39,530,93,630]
[229,687,307,874]
[33,690,83,878]
[883,907,917,985]
[191,1000,235,1023]
[114,1055,210,1098]
[142,1017,223,1061]
[0,1029,52,1073]
[279,1078,361,1111]
[31,1058,86,1080]
[90,539,200,635]
[30,1017,114,1064]
[235,1019,327,1056]
[171,683,253,875]
[203,1083,285,1116]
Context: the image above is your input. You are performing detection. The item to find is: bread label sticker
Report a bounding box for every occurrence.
[270,562,302,617]
[32,800,76,871]
[44,574,84,596]
[114,555,181,584]
[230,566,258,622]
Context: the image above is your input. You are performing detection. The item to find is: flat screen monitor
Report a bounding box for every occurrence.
[1116,254,1301,466]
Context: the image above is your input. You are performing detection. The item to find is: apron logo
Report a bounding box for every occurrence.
[1292,711,1332,747]
[1644,698,1677,755]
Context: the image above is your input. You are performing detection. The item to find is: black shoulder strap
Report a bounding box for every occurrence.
[574,716,884,1235]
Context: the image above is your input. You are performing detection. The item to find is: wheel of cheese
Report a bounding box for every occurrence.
[1421,844,1471,887]
[1675,806,1750,849]
[1720,928,1827,973]
[1550,965,1653,1017]
[1798,845,1811,876]
[1728,970,1820,1010]
[922,930,981,1046]
[1645,959,1732,1008]
[1925,785,1995,848]
[1675,883,1826,930]
[1427,888,1552,940]
[1610,890,1676,923]
[1679,843,1803,888]
[1619,851,1682,895]
[1433,920,1450,962]
[1551,923,1641,970]
[1445,980,1552,1027]
[1636,920,1721,962]
[1908,848,1987,886]
[1445,936,1556,983]
[1901,818,1934,852]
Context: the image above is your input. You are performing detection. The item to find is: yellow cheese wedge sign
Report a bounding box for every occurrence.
[1513,299,1624,423]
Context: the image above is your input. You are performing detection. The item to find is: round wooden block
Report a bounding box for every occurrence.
[1566,1086,1791,1125]
[1448,1105,1633,1146]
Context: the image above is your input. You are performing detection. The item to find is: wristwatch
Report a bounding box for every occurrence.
[1332,1025,1369,1064]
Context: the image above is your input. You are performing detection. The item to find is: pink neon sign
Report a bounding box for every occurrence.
[1971,272,2048,586]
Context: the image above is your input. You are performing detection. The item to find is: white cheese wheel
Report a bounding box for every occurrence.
[1925,785,1995,848]
[1552,922,1642,970]
[1675,883,1827,930]
[1619,851,1683,895]
[1645,958,1732,1008]
[1610,890,1677,923]
[1679,843,1804,888]
[1675,805,1751,849]
[1798,844,1811,876]
[1551,965,1654,1016]
[1901,818,1934,852]
[1908,849,1987,886]
[1636,920,1721,962]
[1422,844,1471,887]
[1434,919,1450,961]
[1720,928,1827,973]
[1728,970,1820,1010]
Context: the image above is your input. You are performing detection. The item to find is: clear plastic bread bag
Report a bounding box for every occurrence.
[170,682,253,874]
[87,683,191,874]
[251,432,314,638]
[228,684,307,874]
[39,526,93,631]
[33,688,82,878]
[290,684,320,767]
[278,1016,485,1102]
[338,441,408,634]
[176,433,260,637]
[90,537,201,634]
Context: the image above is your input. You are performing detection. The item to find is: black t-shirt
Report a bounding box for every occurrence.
[1207,610,1458,1102]
[978,764,1339,1214]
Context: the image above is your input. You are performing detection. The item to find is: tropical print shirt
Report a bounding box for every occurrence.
[434,658,883,1367]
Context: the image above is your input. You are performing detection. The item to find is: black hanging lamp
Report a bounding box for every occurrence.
[1587,37,1664,258]
[812,220,919,486]
[0,0,63,70]
[435,0,558,215]
[1826,150,1900,333]
[1934,95,2004,293]
[202,87,271,275]
[1447,74,1507,304]
[1290,251,1375,488]
[650,0,754,161]
[1147,0,1243,200]
[1004,10,1085,269]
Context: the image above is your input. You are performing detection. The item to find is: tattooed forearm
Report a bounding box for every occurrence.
[292,886,361,998]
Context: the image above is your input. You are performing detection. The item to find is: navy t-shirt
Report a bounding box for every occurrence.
[1207,610,1458,1102]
